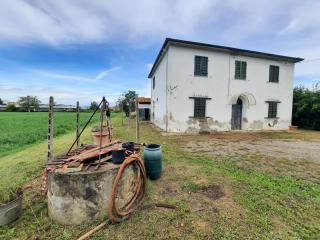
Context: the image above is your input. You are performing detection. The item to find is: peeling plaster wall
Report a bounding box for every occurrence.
[151,44,295,133]
[150,49,168,130]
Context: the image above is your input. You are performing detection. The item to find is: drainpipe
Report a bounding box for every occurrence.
[228,55,231,97]
[165,46,169,132]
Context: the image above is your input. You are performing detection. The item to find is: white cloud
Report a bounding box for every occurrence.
[0,0,319,93]
[95,67,121,80]
[0,84,123,106]
[0,65,124,105]
[278,2,320,35]
[0,0,309,46]
[29,66,121,83]
[0,0,319,51]
[30,70,94,83]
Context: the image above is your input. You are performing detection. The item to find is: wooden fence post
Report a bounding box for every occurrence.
[127,108,131,130]
[135,95,140,143]
[121,103,124,126]
[76,101,80,147]
[47,96,54,163]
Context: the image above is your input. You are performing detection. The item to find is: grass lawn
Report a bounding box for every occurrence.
[0,112,98,158]
[0,113,320,239]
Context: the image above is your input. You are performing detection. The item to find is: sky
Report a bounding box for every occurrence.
[0,0,319,106]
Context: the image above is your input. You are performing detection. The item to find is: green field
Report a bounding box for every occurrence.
[0,112,98,158]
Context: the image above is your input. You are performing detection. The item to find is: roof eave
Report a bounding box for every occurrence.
[148,39,170,78]
[147,38,304,78]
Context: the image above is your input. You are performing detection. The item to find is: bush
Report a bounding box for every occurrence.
[6,104,17,112]
[292,85,320,130]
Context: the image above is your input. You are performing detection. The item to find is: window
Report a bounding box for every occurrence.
[152,76,155,89]
[269,65,279,83]
[194,98,206,118]
[267,101,278,118]
[194,56,208,76]
[235,60,247,80]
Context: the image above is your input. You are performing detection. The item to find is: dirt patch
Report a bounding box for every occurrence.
[183,138,320,163]
[151,166,182,199]
[200,185,225,200]
[193,219,211,231]
[177,131,320,181]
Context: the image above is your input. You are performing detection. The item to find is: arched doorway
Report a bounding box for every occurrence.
[231,98,243,130]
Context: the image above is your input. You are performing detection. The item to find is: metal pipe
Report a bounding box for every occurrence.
[98,97,105,162]
[106,101,111,141]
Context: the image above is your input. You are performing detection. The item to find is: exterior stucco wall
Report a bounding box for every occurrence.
[151,44,295,133]
[150,50,168,130]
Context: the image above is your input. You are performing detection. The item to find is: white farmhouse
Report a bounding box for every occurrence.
[148,38,303,133]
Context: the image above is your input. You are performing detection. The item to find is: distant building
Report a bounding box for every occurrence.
[38,104,76,112]
[148,38,303,133]
[0,103,76,112]
[138,97,151,121]
[0,105,7,111]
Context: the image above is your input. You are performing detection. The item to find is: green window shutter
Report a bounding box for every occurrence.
[235,61,241,79]
[269,66,273,82]
[194,56,208,76]
[269,65,279,82]
[268,102,278,118]
[235,61,246,80]
[194,56,201,75]
[241,61,247,79]
[194,98,206,118]
[274,66,279,82]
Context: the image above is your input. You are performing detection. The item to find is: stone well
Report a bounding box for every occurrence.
[47,163,138,225]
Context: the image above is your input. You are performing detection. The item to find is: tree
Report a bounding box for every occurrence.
[117,90,137,117]
[18,96,41,112]
[0,98,3,105]
[6,104,17,112]
[292,83,320,130]
[89,101,99,110]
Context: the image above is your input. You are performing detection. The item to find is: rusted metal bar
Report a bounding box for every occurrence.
[66,99,102,155]
[66,140,121,162]
[106,101,112,142]
[47,96,54,163]
[98,97,105,163]
[77,221,109,240]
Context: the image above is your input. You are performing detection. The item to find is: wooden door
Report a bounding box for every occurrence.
[231,99,242,130]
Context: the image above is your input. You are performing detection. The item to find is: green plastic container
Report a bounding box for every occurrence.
[144,144,162,180]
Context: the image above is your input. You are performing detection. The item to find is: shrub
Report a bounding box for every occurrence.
[292,85,320,130]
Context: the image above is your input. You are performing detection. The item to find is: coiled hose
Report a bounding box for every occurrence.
[108,153,146,222]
